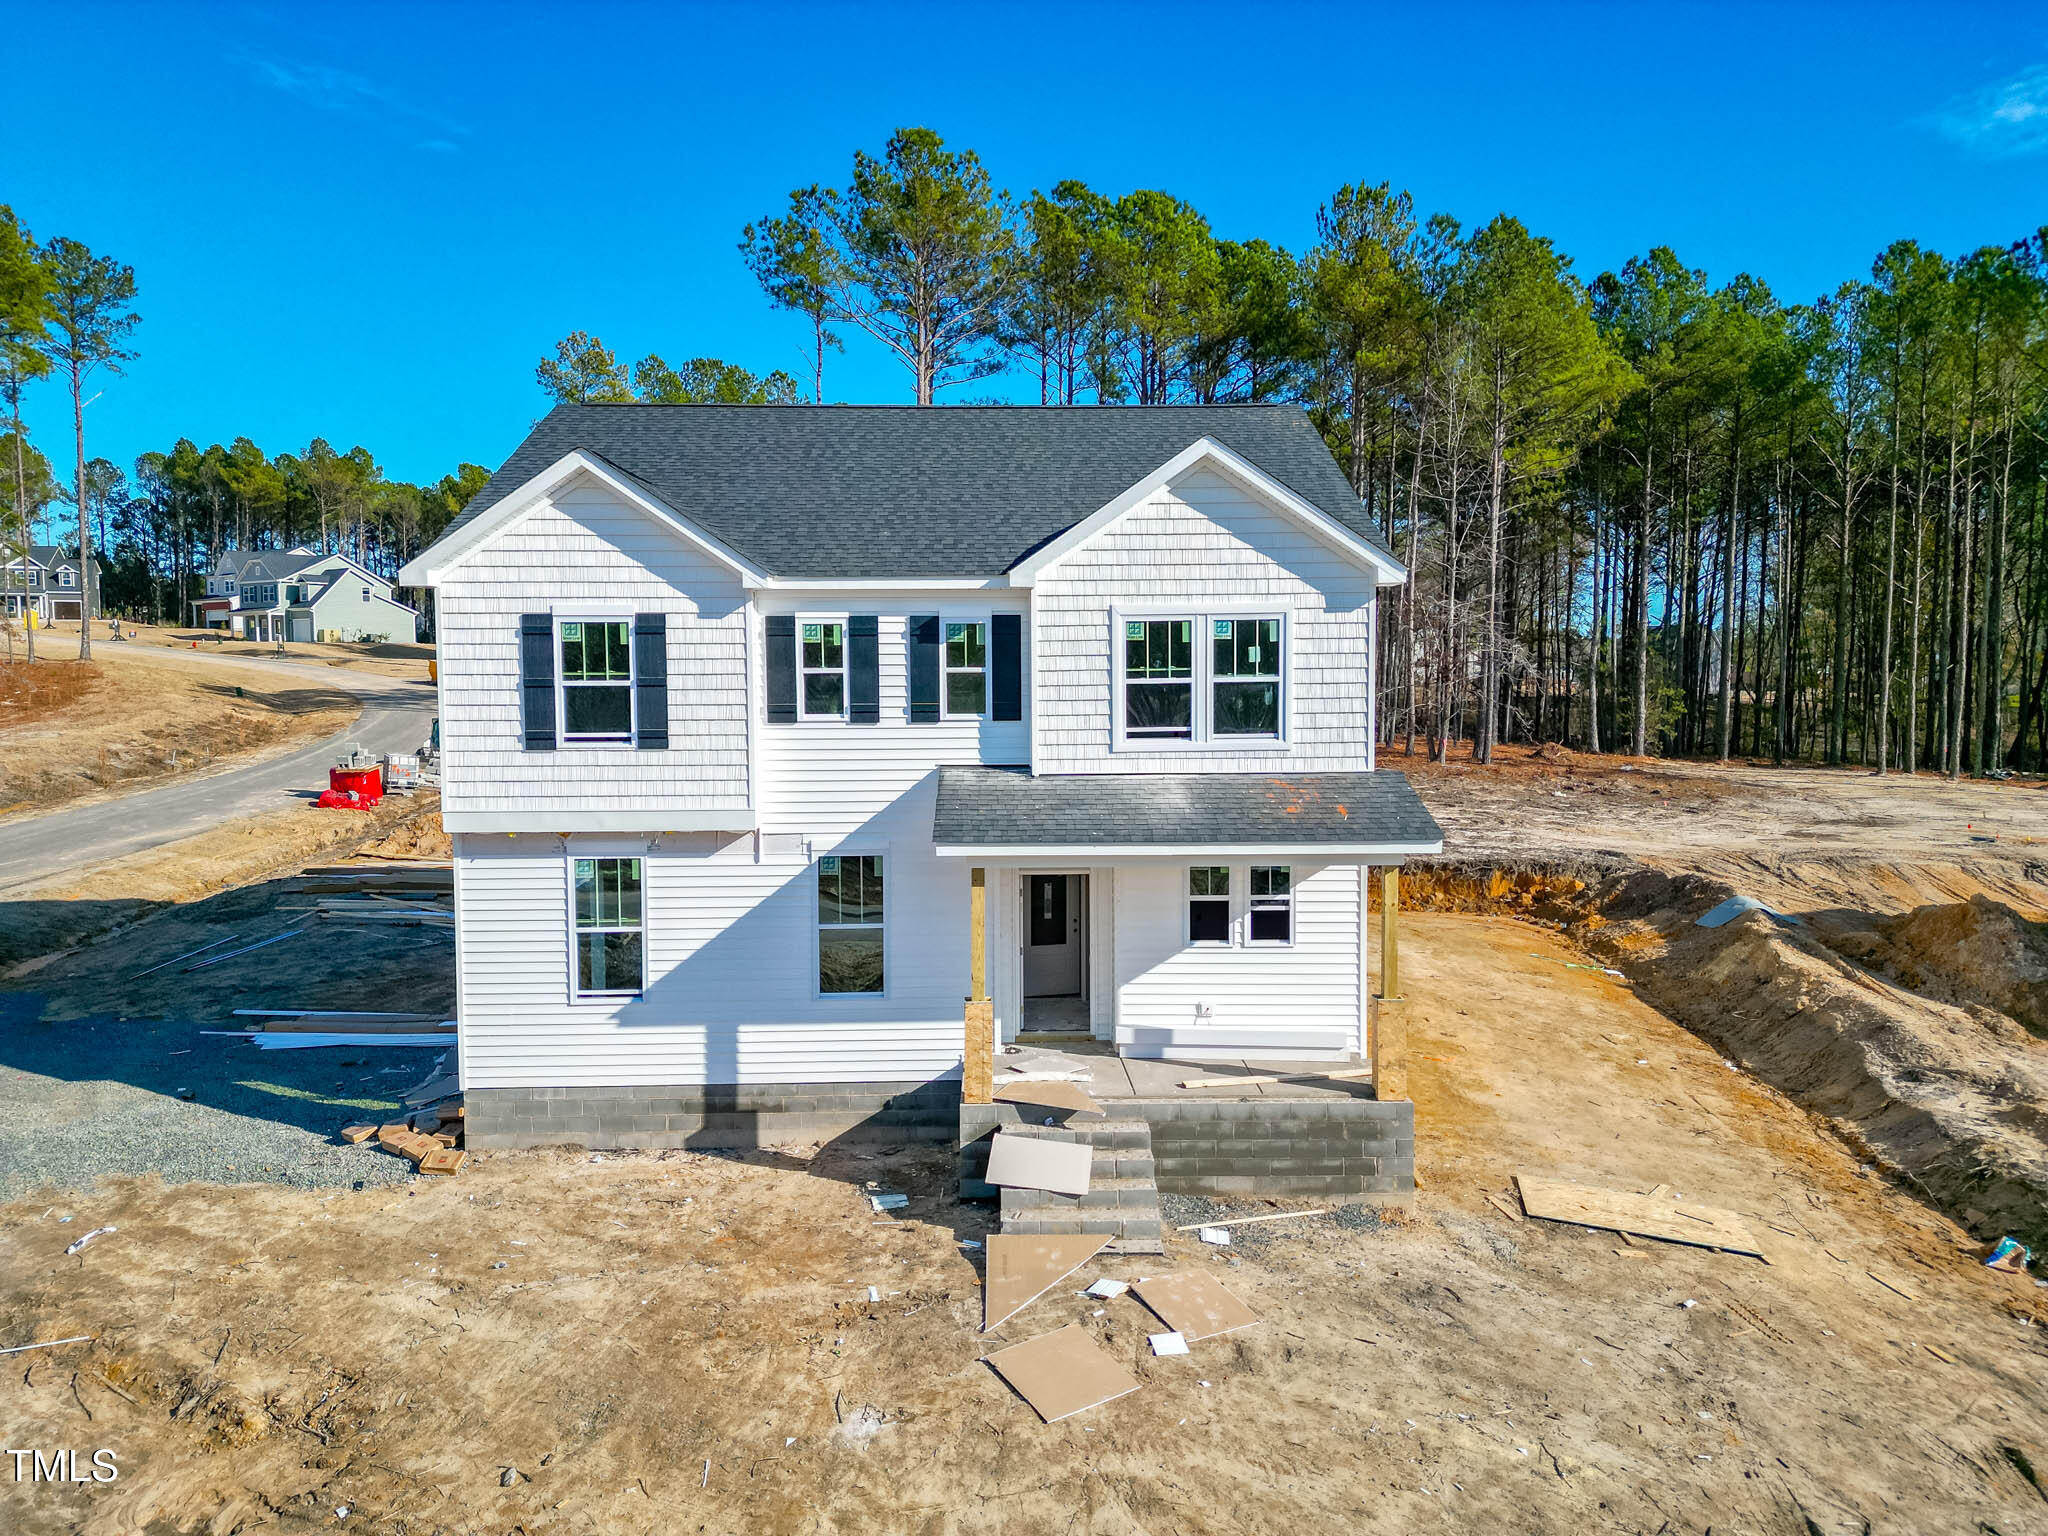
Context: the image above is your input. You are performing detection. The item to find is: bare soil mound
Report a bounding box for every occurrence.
[1408,854,2048,1261]
[1824,895,2048,1035]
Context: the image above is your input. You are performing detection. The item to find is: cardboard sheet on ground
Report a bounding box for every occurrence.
[1133,1272,1262,1342]
[982,1233,1113,1330]
[985,1132,1091,1197]
[1514,1175,1764,1256]
[993,1079,1105,1118]
[983,1323,1142,1422]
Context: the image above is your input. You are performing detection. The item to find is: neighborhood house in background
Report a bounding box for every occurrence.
[1,545,99,625]
[399,404,1444,1172]
[194,544,419,643]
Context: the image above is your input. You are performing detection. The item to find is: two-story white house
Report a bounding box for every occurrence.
[400,405,1442,1164]
[196,545,418,643]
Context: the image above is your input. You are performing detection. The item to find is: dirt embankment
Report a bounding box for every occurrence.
[0,795,445,972]
[1401,853,2048,1263]
[0,651,357,818]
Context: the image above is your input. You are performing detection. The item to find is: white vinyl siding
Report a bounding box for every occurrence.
[1032,465,1378,775]
[433,479,750,818]
[453,810,972,1089]
[755,596,1030,835]
[1110,860,1362,1060]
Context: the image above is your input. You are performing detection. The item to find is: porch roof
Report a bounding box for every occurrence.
[931,766,1444,859]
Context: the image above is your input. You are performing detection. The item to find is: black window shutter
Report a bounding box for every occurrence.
[633,612,668,749]
[908,614,941,722]
[848,615,879,723]
[991,613,1022,722]
[519,613,556,750]
[765,614,797,723]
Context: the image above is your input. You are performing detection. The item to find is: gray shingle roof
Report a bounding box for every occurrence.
[932,766,1444,852]
[439,404,1390,579]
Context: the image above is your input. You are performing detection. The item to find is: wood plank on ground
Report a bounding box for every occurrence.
[1513,1174,1764,1257]
[982,1233,1113,1330]
[982,1324,1142,1423]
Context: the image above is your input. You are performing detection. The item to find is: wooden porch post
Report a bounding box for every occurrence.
[1373,864,1407,1101]
[963,866,994,1105]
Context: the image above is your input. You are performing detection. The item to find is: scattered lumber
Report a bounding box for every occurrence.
[1512,1174,1765,1258]
[1171,1209,1327,1231]
[1176,1067,1374,1090]
[355,1094,469,1174]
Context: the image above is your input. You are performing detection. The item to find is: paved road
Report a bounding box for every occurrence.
[0,647,436,891]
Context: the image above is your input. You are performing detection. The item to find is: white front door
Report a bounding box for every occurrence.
[1022,873,1084,997]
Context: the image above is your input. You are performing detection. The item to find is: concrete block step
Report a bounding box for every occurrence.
[993,1119,1152,1150]
[999,1176,1161,1214]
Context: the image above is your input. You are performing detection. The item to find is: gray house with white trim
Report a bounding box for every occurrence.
[196,545,418,642]
[2,545,98,624]
[400,404,1442,1159]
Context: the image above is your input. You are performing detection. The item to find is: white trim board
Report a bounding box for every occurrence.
[934,842,1440,860]
[398,450,773,588]
[1006,437,1407,588]
[442,808,756,834]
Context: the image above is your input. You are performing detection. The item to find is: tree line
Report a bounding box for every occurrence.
[1,205,486,647]
[717,128,2048,775]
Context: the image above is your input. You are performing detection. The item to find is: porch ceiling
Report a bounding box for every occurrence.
[932,765,1444,859]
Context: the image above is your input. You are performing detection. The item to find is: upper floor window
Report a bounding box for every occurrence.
[1121,613,1285,746]
[560,619,633,741]
[1212,618,1280,735]
[361,586,372,602]
[57,568,75,588]
[1124,619,1194,740]
[27,569,39,588]
[800,621,846,719]
[944,621,987,718]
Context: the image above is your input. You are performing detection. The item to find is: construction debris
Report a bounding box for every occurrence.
[1173,1209,1329,1232]
[984,1132,1091,1198]
[1512,1175,1766,1258]
[993,1079,1105,1118]
[63,1227,116,1256]
[0,1335,94,1357]
[1149,1331,1189,1356]
[982,1234,1113,1331]
[1175,1067,1374,1091]
[1133,1273,1262,1343]
[982,1323,1142,1423]
[353,1095,470,1176]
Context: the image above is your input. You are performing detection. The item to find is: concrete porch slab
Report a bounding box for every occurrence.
[997,1040,1377,1102]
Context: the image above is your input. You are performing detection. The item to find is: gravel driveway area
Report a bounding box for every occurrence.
[0,992,442,1200]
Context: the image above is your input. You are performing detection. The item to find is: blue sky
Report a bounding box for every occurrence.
[8,0,2046,487]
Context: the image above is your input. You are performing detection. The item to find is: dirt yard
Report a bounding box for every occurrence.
[1,912,2043,1535]
[90,622,436,684]
[0,793,445,971]
[0,648,357,820]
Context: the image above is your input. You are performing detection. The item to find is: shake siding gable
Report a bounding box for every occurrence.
[1031,466,1378,776]
[435,481,750,817]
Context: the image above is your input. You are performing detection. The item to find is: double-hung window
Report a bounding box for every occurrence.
[818,854,885,994]
[1124,619,1195,739]
[1188,865,1231,944]
[572,856,644,997]
[560,619,634,741]
[1121,613,1284,745]
[1249,865,1293,944]
[944,621,987,717]
[1212,618,1281,736]
[801,621,847,719]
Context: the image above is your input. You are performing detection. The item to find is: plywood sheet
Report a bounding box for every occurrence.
[1133,1272,1261,1342]
[985,1132,1091,1197]
[983,1323,1142,1423]
[993,1080,1105,1118]
[983,1233,1113,1330]
[1514,1175,1763,1256]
